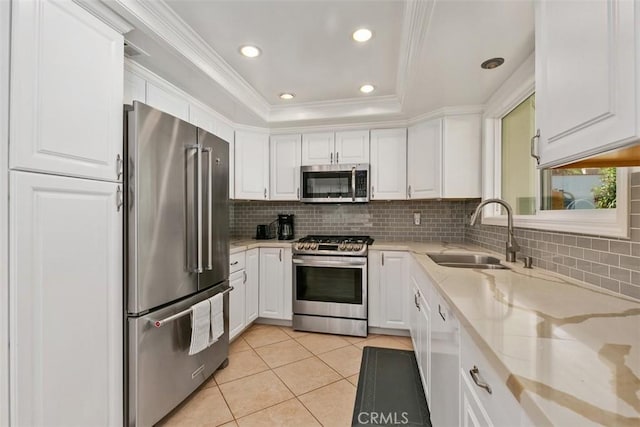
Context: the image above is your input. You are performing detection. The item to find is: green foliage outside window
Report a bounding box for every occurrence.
[592,168,617,208]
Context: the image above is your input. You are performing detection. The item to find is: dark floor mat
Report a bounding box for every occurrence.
[352,346,432,427]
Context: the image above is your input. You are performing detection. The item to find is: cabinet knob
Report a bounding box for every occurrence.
[408,185,412,198]
[336,152,339,163]
[264,188,267,199]
[279,249,282,262]
[330,152,333,164]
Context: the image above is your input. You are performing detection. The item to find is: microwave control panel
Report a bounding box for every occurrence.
[355,171,368,198]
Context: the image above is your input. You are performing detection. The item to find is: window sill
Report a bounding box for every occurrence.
[482,208,629,239]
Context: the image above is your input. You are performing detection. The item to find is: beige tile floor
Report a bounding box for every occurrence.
[157,324,413,427]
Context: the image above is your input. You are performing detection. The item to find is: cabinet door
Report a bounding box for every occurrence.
[282,248,293,320]
[370,129,407,200]
[215,121,235,199]
[245,248,260,323]
[442,115,481,198]
[408,119,441,199]
[189,104,216,135]
[535,0,639,167]
[270,134,301,200]
[335,130,369,164]
[235,130,269,200]
[229,270,245,341]
[10,171,122,426]
[417,293,431,404]
[259,248,285,319]
[379,251,410,329]
[10,0,123,181]
[461,370,492,427]
[146,82,189,122]
[124,69,146,106]
[301,132,334,165]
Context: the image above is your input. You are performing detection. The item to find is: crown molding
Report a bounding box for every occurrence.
[396,0,435,105]
[407,104,485,125]
[73,0,134,34]
[268,95,402,123]
[269,118,410,135]
[113,0,271,120]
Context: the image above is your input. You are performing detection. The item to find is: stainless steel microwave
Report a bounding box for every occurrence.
[300,164,369,203]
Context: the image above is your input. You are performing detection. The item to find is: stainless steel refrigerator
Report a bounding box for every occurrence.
[124,101,230,426]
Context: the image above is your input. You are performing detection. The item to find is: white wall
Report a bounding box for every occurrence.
[1,1,10,424]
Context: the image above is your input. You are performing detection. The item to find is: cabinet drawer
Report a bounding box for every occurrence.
[229,251,246,273]
[460,328,522,426]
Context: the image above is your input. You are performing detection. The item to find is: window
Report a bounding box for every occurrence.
[482,57,629,238]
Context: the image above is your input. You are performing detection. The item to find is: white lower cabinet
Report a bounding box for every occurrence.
[259,248,292,320]
[460,327,524,427]
[368,251,410,329]
[229,249,260,340]
[9,171,122,426]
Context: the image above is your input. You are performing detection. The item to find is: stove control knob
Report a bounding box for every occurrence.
[305,243,312,250]
[310,243,318,250]
[293,243,300,250]
[345,243,352,250]
[338,243,346,251]
[353,244,362,251]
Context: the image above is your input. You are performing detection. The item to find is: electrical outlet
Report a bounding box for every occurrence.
[413,212,421,225]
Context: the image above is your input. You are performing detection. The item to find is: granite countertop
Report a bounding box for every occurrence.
[229,239,640,426]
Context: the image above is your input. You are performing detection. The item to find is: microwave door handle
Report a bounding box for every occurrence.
[351,167,356,201]
[204,147,213,271]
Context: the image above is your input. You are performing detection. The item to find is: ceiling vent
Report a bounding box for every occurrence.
[124,41,149,58]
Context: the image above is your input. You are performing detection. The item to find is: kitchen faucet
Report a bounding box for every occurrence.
[470,198,520,262]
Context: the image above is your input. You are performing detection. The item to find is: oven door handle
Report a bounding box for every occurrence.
[293,258,367,267]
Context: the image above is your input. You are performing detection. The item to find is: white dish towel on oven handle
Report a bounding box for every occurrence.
[209,293,224,345]
[188,300,211,355]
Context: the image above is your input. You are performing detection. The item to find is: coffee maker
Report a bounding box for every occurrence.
[277,214,294,240]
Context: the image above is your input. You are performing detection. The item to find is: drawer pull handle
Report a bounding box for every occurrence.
[414,293,420,311]
[470,366,492,394]
[231,261,239,265]
[438,304,446,321]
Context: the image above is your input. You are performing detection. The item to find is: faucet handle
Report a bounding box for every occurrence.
[520,256,533,269]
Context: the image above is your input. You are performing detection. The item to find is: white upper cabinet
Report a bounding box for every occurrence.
[10,171,123,426]
[302,131,369,165]
[9,0,124,182]
[335,130,370,164]
[146,81,189,122]
[301,132,335,165]
[406,115,480,199]
[188,104,216,135]
[369,128,407,200]
[535,0,640,167]
[216,121,235,199]
[408,119,441,199]
[270,134,301,200]
[124,70,146,106]
[235,130,269,200]
[442,115,481,198]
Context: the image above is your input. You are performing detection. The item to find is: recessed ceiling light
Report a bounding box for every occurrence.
[360,84,375,94]
[240,45,261,58]
[279,93,295,100]
[481,57,504,69]
[352,28,372,42]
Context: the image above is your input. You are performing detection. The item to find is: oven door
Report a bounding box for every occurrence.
[293,255,367,319]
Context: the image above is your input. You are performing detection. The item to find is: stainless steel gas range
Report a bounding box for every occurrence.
[292,235,373,337]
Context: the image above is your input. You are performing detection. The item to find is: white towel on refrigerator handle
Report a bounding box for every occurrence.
[188,300,211,355]
[208,292,224,345]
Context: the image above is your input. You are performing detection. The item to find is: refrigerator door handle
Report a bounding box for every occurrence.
[204,147,213,271]
[188,143,203,273]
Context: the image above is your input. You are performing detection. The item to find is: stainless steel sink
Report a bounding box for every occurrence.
[427,253,510,270]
